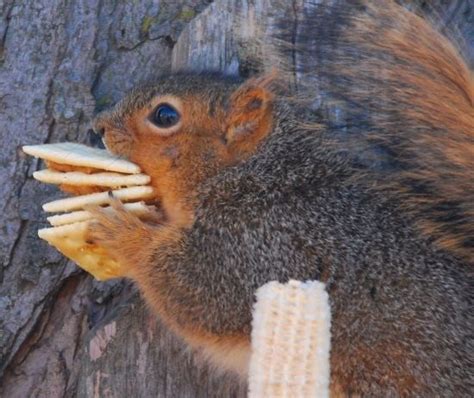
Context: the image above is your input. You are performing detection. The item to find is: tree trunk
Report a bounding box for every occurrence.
[0,1,471,397]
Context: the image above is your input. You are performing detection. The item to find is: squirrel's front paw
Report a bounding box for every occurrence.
[86,195,160,276]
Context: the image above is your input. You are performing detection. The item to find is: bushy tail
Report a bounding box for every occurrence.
[294,0,474,262]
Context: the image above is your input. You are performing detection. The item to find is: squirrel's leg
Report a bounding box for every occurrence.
[87,198,251,376]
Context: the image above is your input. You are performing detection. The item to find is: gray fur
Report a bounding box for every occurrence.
[147,107,473,395]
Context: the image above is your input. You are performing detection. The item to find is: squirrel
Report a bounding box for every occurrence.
[82,1,472,396]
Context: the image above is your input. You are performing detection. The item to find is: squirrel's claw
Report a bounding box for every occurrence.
[85,198,154,268]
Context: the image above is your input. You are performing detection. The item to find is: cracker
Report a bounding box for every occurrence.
[23,143,141,174]
[43,186,155,213]
[25,142,156,280]
[38,221,123,281]
[47,202,152,226]
[33,169,150,187]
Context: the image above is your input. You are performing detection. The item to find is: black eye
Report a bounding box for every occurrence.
[151,103,180,128]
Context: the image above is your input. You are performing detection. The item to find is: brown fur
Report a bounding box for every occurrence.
[226,74,276,158]
[303,1,474,262]
[93,76,276,228]
[360,4,473,261]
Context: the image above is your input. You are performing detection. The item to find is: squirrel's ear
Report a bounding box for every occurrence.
[225,74,275,156]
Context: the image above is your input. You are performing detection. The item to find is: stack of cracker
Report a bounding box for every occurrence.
[23,143,155,280]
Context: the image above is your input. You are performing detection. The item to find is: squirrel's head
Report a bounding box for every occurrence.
[93,73,276,226]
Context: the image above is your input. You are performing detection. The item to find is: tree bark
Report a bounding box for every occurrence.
[0,1,471,397]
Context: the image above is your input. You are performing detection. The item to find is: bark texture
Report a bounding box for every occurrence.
[0,0,471,397]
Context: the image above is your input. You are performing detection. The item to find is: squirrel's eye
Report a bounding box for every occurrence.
[151,104,180,128]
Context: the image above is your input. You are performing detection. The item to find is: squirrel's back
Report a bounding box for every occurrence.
[288,0,474,263]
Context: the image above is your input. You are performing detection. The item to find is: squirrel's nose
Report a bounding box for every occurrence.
[91,115,107,137]
[94,127,105,137]
[91,119,105,136]
[87,128,106,149]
